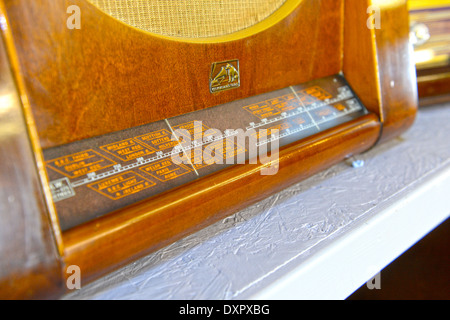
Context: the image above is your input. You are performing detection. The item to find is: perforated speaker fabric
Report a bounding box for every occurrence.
[88,0,287,38]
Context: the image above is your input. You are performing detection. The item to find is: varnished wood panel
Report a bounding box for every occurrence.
[0,34,63,299]
[417,70,450,102]
[2,0,343,149]
[0,0,419,298]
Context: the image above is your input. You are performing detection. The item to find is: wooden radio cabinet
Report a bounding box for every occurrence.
[0,0,418,299]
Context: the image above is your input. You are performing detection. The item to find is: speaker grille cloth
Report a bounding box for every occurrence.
[89,0,287,38]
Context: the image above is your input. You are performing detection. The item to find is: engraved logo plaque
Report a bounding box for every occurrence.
[210,60,240,93]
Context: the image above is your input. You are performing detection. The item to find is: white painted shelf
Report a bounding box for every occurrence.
[63,103,450,300]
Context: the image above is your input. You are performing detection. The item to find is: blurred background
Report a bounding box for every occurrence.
[348,0,450,300]
[409,0,450,105]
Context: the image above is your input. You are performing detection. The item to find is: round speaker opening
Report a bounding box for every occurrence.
[88,0,290,39]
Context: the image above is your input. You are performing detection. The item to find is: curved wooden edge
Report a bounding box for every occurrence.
[62,113,381,286]
[417,72,450,103]
[3,0,343,149]
[87,0,305,44]
[0,0,64,255]
[344,0,418,145]
[0,30,64,299]
[374,0,419,144]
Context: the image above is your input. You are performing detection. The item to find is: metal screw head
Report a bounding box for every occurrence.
[352,160,365,169]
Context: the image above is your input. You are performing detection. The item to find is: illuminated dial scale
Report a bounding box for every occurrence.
[44,74,368,231]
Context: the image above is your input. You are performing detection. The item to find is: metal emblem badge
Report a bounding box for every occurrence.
[209,59,240,93]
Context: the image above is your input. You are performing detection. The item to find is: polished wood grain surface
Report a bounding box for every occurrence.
[343,0,383,122]
[2,0,343,149]
[0,33,63,299]
[0,0,419,298]
[63,114,381,284]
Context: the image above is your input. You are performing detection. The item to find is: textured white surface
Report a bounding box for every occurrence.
[252,164,450,299]
[63,103,450,300]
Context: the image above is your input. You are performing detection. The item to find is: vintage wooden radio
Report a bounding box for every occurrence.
[0,0,417,299]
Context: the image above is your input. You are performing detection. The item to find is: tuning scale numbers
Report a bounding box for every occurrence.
[48,83,364,202]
